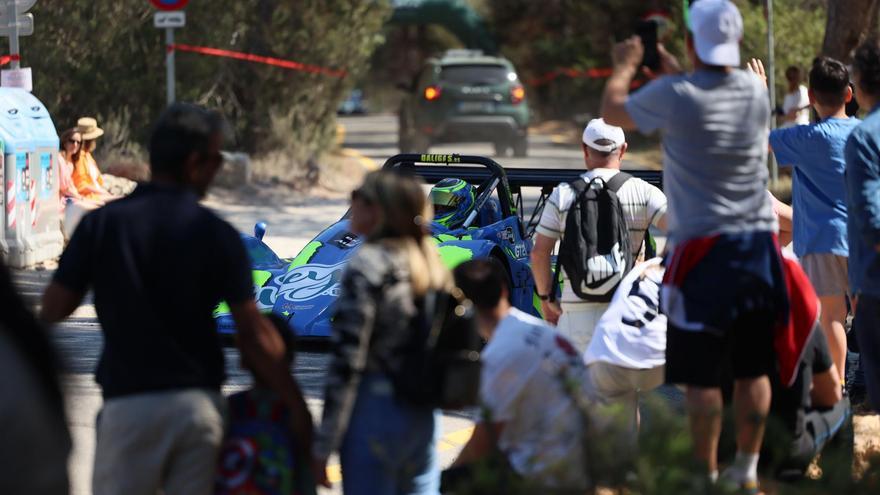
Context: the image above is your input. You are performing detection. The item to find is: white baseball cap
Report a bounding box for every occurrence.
[689,0,743,67]
[582,118,625,153]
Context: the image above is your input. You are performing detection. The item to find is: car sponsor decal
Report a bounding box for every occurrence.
[420,153,462,163]
[258,261,346,306]
[287,241,323,271]
[213,270,274,317]
[497,226,515,243]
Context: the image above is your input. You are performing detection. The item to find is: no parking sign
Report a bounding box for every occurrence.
[149,0,188,11]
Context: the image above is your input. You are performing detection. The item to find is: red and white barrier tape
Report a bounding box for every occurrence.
[6,180,15,229]
[29,178,37,227]
[169,44,347,78]
[0,54,21,67]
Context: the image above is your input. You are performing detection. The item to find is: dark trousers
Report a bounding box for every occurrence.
[855,294,880,411]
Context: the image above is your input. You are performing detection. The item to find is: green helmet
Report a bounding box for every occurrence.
[430,178,476,229]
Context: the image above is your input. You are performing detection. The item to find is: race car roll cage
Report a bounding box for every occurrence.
[383,153,663,239]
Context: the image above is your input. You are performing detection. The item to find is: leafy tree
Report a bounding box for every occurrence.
[24,1,389,177]
[738,0,827,102]
[483,1,831,119]
[823,0,879,61]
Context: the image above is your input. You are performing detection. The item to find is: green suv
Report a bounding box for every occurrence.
[398,50,530,157]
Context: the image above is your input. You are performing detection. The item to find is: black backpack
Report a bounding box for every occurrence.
[555,173,634,303]
[382,287,483,410]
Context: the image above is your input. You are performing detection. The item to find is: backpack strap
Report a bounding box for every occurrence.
[604,171,632,193]
[569,177,589,195]
[549,179,589,303]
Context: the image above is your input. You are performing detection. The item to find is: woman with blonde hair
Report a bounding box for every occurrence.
[313,170,450,494]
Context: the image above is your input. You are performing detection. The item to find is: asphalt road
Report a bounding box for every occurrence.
[24,113,658,495]
[338,113,650,171]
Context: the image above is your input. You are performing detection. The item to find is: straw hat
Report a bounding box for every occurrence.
[76,117,104,140]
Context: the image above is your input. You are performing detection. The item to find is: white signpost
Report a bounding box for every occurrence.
[0,0,37,88]
[154,11,186,29]
[150,0,189,105]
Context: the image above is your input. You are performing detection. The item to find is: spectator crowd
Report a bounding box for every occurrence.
[2,1,880,494]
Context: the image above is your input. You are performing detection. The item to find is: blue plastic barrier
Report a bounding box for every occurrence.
[0,88,62,267]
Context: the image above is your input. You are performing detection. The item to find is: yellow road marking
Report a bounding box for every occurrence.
[337,122,378,171]
[340,148,379,171]
[328,464,343,484]
[326,425,475,484]
[549,133,569,145]
[442,426,475,446]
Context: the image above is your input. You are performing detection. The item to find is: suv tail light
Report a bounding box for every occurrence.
[511,85,525,104]
[424,85,441,101]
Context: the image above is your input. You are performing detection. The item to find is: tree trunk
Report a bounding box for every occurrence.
[822,0,880,62]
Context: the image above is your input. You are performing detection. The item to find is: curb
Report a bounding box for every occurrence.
[340,148,379,171]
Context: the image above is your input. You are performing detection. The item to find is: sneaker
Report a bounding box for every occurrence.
[717,470,760,495]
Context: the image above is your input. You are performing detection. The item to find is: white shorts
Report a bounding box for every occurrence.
[557,301,608,355]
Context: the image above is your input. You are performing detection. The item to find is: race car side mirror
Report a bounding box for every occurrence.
[255,222,268,241]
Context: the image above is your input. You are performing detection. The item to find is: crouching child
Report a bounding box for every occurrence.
[444,259,611,493]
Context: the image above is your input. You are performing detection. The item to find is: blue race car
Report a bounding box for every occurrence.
[215,153,662,339]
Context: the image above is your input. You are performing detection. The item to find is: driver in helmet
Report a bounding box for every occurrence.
[430,178,476,230]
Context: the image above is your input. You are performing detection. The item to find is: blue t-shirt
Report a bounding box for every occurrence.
[770,117,860,257]
[844,106,880,297]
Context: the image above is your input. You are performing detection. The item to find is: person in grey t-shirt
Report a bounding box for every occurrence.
[600,1,787,493]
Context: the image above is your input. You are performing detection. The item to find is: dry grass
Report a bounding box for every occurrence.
[855,414,880,476]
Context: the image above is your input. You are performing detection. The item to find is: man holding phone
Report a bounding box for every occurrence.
[601,1,785,493]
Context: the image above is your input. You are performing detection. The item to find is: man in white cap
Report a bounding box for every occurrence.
[531,118,666,354]
[601,0,785,491]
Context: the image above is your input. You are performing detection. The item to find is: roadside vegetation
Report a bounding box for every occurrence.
[20,1,878,183]
[28,0,389,184]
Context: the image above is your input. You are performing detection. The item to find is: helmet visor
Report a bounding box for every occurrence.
[430,189,463,212]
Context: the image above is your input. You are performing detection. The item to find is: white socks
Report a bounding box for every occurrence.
[721,451,759,485]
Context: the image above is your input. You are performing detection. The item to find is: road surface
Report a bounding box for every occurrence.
[338,113,649,171]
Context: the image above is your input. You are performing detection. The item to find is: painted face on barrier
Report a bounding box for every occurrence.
[256,262,346,307]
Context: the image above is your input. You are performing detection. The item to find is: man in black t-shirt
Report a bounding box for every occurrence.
[769,323,852,479]
[40,104,314,495]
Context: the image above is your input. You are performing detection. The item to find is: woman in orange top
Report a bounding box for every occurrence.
[71,117,116,203]
[59,129,95,205]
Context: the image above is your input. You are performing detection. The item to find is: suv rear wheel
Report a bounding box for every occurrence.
[493,141,508,158]
[512,138,528,158]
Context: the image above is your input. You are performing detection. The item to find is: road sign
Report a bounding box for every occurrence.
[0,0,36,70]
[149,0,188,11]
[154,11,185,28]
[0,12,31,36]
[2,67,32,91]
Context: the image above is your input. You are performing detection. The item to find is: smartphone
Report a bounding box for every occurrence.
[635,20,660,71]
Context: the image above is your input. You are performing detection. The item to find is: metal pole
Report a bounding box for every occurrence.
[8,0,19,69]
[165,27,175,105]
[767,0,778,186]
